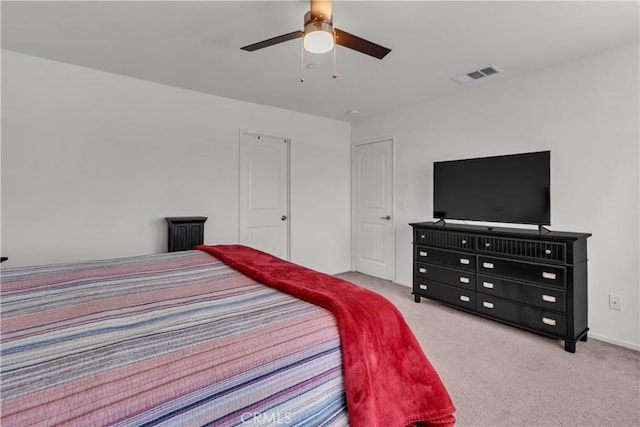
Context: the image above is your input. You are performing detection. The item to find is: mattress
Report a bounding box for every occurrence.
[1,250,348,426]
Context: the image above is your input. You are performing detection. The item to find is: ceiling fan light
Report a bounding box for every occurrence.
[304,29,334,54]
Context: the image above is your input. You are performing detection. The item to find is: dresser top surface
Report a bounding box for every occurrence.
[410,221,591,241]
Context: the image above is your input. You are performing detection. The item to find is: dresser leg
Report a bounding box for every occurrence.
[414,294,421,303]
[580,334,588,342]
[564,340,576,353]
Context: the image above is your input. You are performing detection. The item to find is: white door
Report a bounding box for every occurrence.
[353,139,394,280]
[239,132,289,259]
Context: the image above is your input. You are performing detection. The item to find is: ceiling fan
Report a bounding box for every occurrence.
[240,0,391,60]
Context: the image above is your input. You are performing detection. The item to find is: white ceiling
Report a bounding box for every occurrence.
[2,1,638,122]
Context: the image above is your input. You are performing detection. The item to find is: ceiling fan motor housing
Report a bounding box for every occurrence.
[304,10,333,32]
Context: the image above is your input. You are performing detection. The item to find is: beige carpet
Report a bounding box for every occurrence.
[336,272,640,427]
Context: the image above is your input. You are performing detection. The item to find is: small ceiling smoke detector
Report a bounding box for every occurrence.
[451,64,503,84]
[347,109,359,115]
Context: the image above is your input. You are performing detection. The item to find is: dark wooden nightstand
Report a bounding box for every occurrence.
[165,217,207,252]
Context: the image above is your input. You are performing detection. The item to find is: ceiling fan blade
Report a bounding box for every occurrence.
[310,0,333,21]
[241,30,304,52]
[334,28,391,59]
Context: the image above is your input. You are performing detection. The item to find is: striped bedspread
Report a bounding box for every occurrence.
[0,251,348,426]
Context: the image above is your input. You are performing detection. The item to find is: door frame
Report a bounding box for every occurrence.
[351,136,396,281]
[238,129,291,260]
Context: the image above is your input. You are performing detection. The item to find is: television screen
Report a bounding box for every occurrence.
[433,151,550,225]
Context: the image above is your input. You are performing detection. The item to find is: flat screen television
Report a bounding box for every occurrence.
[433,151,550,226]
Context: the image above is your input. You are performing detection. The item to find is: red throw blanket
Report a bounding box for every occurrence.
[196,245,455,427]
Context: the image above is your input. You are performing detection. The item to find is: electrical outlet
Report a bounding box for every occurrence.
[609,294,622,311]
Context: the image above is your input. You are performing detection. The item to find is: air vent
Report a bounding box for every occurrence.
[451,65,503,84]
[467,71,485,80]
[480,66,499,76]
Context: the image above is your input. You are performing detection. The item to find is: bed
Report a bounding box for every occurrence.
[1,245,455,426]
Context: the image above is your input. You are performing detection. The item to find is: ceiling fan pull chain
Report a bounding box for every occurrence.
[300,39,305,83]
[332,30,338,79]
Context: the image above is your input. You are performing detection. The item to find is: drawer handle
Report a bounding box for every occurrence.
[542,294,557,303]
[485,242,491,247]
[459,276,470,284]
[460,258,470,265]
[419,284,427,290]
[545,249,552,255]
[542,317,557,326]
[482,301,494,309]
[542,272,557,280]
[420,234,425,239]
[460,295,470,302]
[482,281,494,289]
[419,251,428,257]
[462,239,467,245]
[482,262,494,269]
[419,268,427,273]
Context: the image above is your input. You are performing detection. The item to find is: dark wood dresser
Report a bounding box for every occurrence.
[410,221,591,352]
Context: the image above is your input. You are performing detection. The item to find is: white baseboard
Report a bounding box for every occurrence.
[393,279,411,288]
[588,332,640,352]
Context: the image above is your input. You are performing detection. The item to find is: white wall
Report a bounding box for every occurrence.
[352,44,640,350]
[1,50,352,274]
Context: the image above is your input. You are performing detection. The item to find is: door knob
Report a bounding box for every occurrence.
[380,215,391,220]
[281,215,288,221]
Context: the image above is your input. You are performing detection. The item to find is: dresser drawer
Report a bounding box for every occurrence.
[478,256,566,287]
[414,229,475,250]
[415,262,476,290]
[477,296,566,336]
[414,280,476,311]
[478,236,566,263]
[477,275,566,312]
[415,246,476,271]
